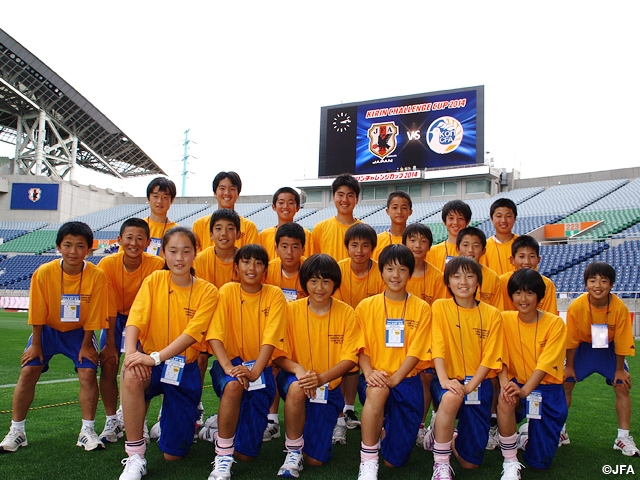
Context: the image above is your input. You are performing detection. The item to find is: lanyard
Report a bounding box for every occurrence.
[383,293,408,324]
[588,294,610,326]
[121,256,144,314]
[349,260,371,306]
[60,260,84,297]
[456,300,483,379]
[240,288,263,361]
[148,216,169,239]
[306,299,332,372]
[167,275,193,356]
[516,310,540,380]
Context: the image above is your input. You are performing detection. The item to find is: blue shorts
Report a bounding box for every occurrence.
[358,373,423,467]
[210,358,275,458]
[513,382,567,470]
[567,341,629,385]
[431,377,494,466]
[145,361,201,458]
[99,313,128,356]
[23,325,98,372]
[277,371,344,464]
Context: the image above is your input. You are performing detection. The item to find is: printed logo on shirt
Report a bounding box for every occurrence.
[405,319,420,329]
[329,334,344,345]
[262,306,270,317]
[473,327,489,340]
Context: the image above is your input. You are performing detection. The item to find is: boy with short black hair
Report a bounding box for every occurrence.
[456,226,504,310]
[499,236,557,314]
[480,198,518,275]
[96,218,165,443]
[143,177,179,256]
[426,200,472,271]
[563,262,638,456]
[273,254,360,477]
[311,173,361,262]
[0,222,108,453]
[206,244,288,480]
[497,269,567,479]
[259,187,313,261]
[332,223,385,440]
[193,209,240,288]
[429,256,504,478]
[356,244,432,480]
[372,191,413,261]
[192,171,259,252]
[402,223,446,305]
[264,222,308,302]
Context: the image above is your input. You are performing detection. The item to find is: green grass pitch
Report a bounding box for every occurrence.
[0,311,638,479]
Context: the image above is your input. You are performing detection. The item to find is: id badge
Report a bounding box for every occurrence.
[526,390,542,419]
[146,238,162,256]
[591,324,609,348]
[464,376,480,405]
[445,255,454,265]
[310,382,329,404]
[242,360,266,391]
[60,294,81,322]
[385,319,405,347]
[161,355,186,385]
[120,329,126,353]
[282,288,298,303]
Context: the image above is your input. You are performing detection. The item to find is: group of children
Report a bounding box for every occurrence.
[0,171,637,480]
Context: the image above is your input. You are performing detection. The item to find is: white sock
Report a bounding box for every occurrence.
[268,414,279,424]
[344,404,355,413]
[106,414,118,422]
[11,420,25,432]
[619,428,630,438]
[337,417,346,427]
[82,419,95,430]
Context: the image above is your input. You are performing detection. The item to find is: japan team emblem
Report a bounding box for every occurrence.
[27,188,42,203]
[368,122,398,160]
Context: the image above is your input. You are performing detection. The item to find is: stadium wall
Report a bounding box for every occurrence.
[0,175,131,223]
[513,166,640,189]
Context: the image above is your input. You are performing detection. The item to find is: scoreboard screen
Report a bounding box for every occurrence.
[319,86,484,177]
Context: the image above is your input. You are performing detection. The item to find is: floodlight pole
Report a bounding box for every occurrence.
[181,129,190,196]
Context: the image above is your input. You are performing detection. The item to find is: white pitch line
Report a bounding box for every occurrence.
[0,377,95,388]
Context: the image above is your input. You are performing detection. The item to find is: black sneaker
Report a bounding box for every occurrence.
[344,410,361,430]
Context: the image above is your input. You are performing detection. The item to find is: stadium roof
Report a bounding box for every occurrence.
[0,28,166,178]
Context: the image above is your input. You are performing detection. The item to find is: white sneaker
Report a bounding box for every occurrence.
[416,425,427,447]
[277,449,304,478]
[517,422,529,451]
[100,417,124,443]
[332,422,347,445]
[344,409,361,429]
[199,414,219,443]
[263,421,281,442]
[149,421,161,441]
[0,427,27,452]
[423,425,435,451]
[431,462,454,480]
[119,454,147,480]
[614,435,640,457]
[500,461,523,480]
[209,454,235,480]
[357,459,378,480]
[143,419,150,444]
[558,424,570,446]
[196,403,206,429]
[76,426,105,451]
[486,424,499,450]
[116,405,125,427]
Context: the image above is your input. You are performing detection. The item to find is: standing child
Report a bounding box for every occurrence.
[263,222,309,442]
[563,262,638,456]
[311,174,361,262]
[356,244,432,480]
[259,187,313,261]
[206,245,287,480]
[497,269,567,480]
[273,254,360,477]
[372,191,413,261]
[480,198,518,275]
[426,200,472,271]
[332,223,385,442]
[429,256,504,478]
[499,236,557,314]
[0,222,108,453]
[96,218,165,443]
[141,177,179,256]
[193,209,240,288]
[116,227,218,480]
[192,171,259,252]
